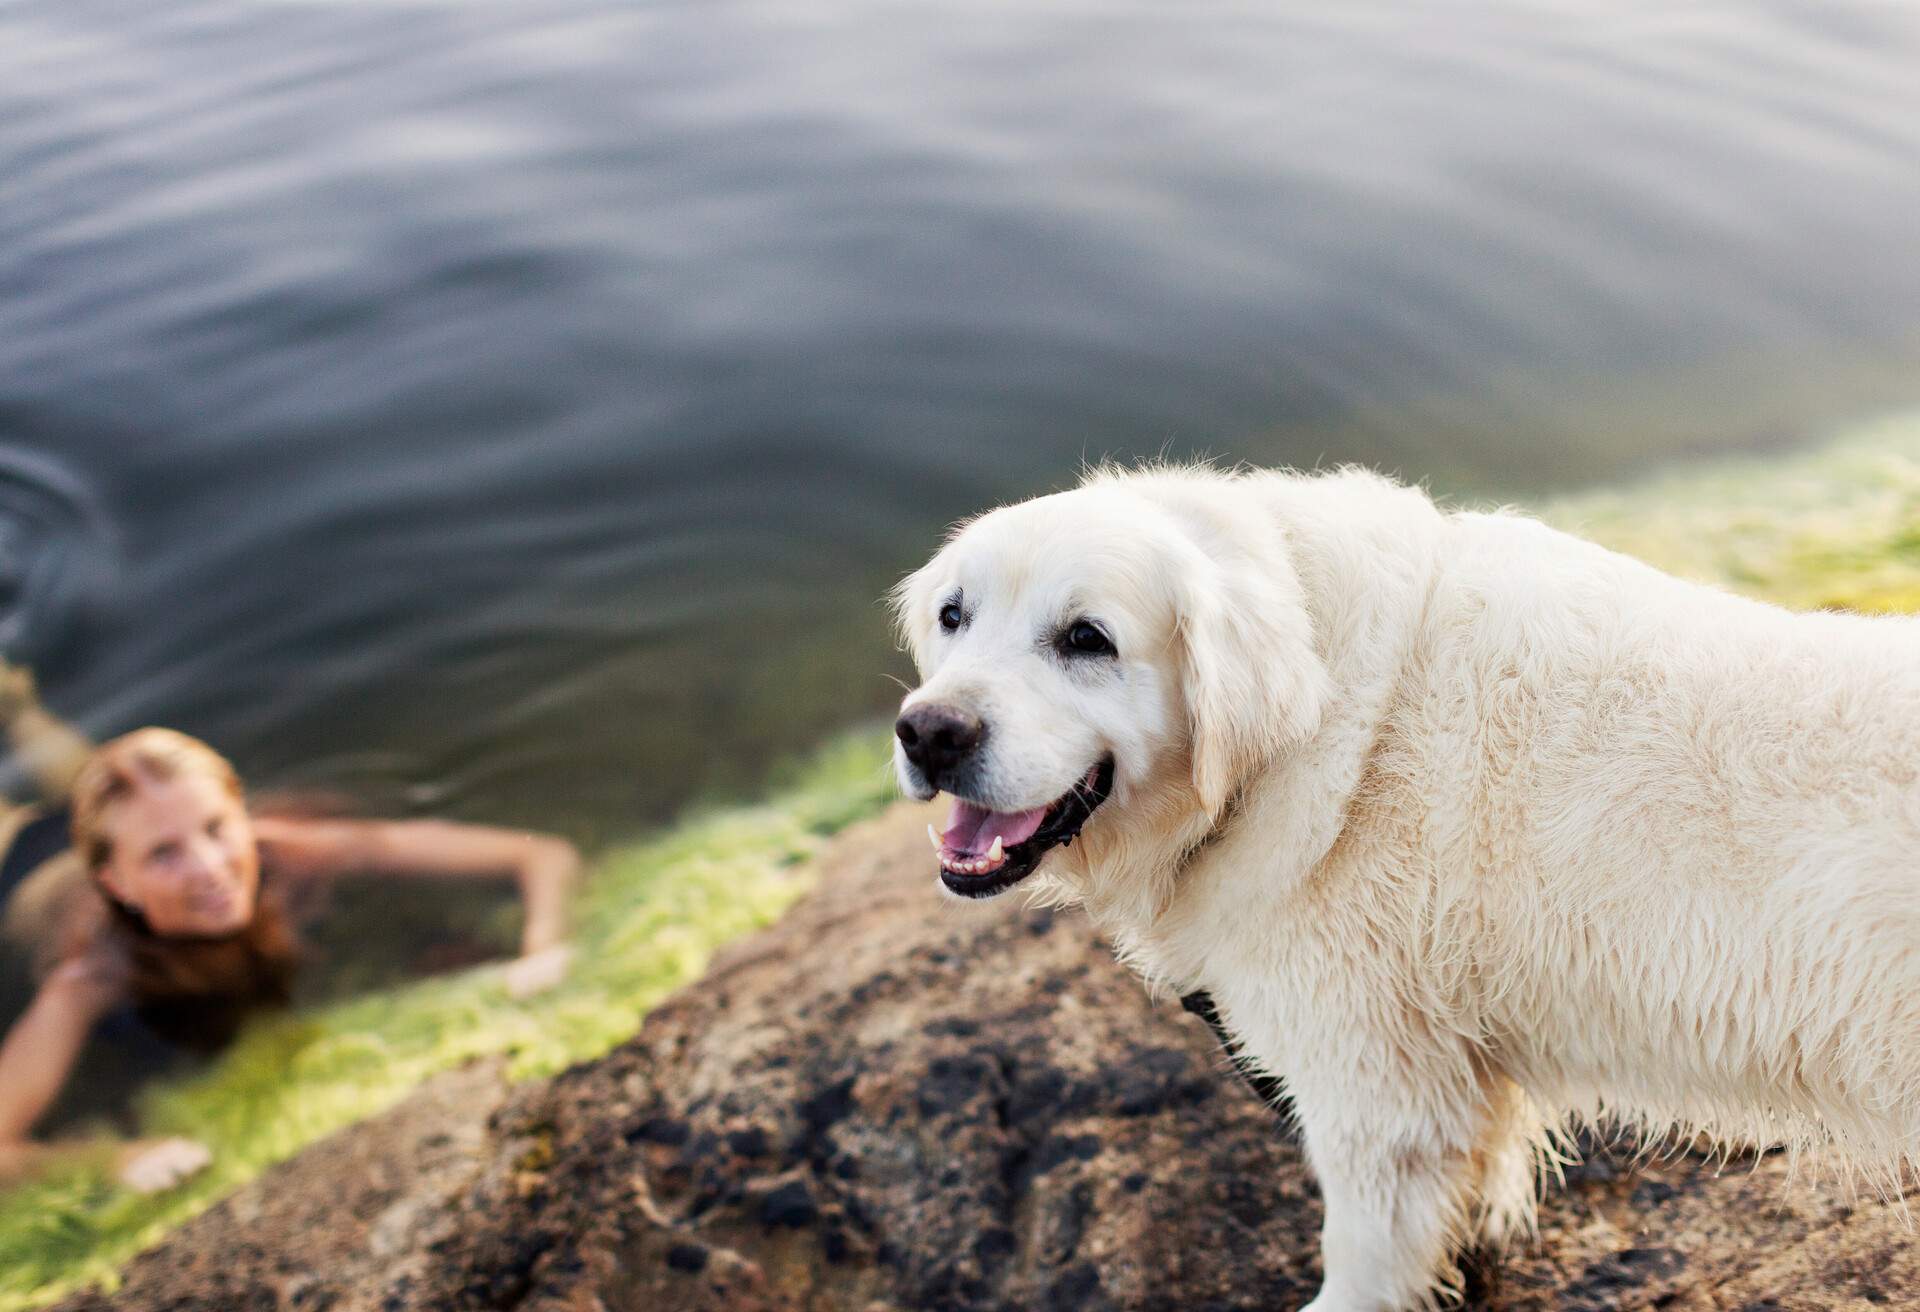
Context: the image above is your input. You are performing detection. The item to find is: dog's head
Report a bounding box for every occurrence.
[892,467,1329,901]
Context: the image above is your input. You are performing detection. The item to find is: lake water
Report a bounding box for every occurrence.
[4,0,1920,839]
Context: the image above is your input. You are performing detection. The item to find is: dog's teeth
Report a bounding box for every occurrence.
[928,823,942,852]
[988,836,1004,864]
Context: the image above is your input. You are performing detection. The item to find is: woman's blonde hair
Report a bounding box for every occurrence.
[64,727,300,1051]
[69,727,244,873]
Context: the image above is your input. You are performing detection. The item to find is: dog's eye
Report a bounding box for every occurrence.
[938,602,964,632]
[1063,620,1116,657]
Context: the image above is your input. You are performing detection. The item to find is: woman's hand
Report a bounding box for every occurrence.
[116,1137,212,1193]
[504,943,574,999]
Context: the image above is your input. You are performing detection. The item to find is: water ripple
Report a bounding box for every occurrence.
[0,444,117,667]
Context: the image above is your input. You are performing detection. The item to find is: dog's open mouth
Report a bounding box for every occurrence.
[930,757,1114,898]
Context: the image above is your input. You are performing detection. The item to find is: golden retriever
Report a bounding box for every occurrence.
[890,463,1920,1311]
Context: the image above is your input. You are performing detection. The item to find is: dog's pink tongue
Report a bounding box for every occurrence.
[942,800,1048,856]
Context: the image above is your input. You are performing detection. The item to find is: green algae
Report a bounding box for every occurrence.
[1539,411,1920,613]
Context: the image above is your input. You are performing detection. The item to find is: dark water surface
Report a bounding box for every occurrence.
[4,0,1920,840]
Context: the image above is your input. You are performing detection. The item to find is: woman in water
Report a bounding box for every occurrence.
[0,663,581,1192]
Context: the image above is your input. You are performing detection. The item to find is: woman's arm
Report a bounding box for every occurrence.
[258,817,583,957]
[0,957,211,1193]
[0,957,122,1178]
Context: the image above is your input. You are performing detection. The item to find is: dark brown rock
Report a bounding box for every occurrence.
[53,804,1920,1311]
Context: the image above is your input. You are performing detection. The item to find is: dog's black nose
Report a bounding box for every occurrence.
[895,704,986,785]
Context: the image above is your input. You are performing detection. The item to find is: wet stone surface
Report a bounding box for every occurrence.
[55,804,1920,1311]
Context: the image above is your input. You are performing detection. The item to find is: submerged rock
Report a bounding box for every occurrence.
[57,804,1919,1311]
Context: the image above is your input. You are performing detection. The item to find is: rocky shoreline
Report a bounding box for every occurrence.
[56,803,1917,1311]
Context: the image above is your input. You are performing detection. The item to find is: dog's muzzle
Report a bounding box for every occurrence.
[895,703,985,792]
[929,756,1115,898]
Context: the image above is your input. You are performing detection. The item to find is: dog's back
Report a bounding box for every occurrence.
[1383,506,1920,1162]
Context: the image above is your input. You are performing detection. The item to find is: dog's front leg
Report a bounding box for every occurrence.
[1286,1065,1490,1312]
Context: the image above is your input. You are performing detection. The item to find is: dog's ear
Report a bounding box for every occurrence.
[1178,551,1329,819]
[888,559,942,672]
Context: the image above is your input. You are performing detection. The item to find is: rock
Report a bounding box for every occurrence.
[55,804,1920,1311]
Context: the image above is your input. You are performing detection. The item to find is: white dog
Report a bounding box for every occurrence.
[890,463,1920,1311]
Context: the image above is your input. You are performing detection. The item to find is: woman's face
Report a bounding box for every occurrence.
[96,773,260,937]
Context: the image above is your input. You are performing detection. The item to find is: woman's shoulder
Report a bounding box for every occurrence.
[33,910,130,1009]
[42,938,129,993]
[2,851,103,971]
